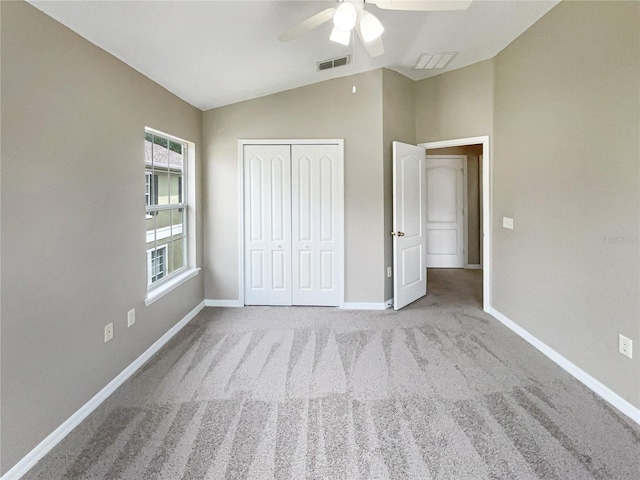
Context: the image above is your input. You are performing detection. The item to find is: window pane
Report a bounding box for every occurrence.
[171,208,185,238]
[170,239,185,273]
[152,135,169,168]
[169,173,183,205]
[155,171,169,206]
[146,214,155,247]
[152,247,166,282]
[152,174,159,206]
[145,173,151,206]
[169,140,184,171]
[155,210,171,243]
[145,137,153,167]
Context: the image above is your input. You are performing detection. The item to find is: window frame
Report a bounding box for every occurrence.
[145,129,188,290]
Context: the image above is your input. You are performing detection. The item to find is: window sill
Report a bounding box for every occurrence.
[145,267,201,306]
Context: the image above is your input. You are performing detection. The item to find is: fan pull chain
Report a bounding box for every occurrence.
[351,29,357,94]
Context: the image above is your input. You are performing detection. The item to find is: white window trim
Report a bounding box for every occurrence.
[145,129,188,289]
[145,267,201,306]
[144,126,198,306]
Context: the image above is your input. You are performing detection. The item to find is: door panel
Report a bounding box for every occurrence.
[292,144,341,306]
[393,142,427,310]
[427,230,457,255]
[425,156,465,268]
[320,251,334,290]
[250,251,264,289]
[244,145,292,305]
[427,166,457,223]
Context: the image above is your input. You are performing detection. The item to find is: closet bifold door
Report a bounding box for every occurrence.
[291,144,341,306]
[244,145,292,305]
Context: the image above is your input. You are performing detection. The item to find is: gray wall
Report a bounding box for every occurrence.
[382,69,416,301]
[0,2,204,473]
[492,0,640,408]
[415,59,494,143]
[203,70,386,304]
[426,145,482,265]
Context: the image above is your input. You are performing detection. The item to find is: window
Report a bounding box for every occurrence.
[147,245,167,284]
[145,131,187,287]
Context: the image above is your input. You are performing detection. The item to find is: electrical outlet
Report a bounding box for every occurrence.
[503,217,514,229]
[387,266,392,278]
[104,323,114,343]
[127,308,136,328]
[619,334,633,359]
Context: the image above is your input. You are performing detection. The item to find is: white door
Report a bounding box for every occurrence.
[393,141,427,310]
[244,145,292,305]
[291,144,342,306]
[425,156,465,268]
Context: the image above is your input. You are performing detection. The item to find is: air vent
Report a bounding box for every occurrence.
[414,52,457,70]
[317,55,351,71]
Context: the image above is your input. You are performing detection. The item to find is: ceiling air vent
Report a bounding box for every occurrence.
[317,55,351,71]
[414,52,457,70]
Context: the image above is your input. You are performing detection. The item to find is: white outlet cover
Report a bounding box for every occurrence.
[127,308,135,327]
[503,217,514,229]
[619,334,633,359]
[104,323,114,343]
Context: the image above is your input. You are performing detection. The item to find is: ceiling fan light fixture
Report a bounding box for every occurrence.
[330,26,351,46]
[359,12,384,43]
[333,2,357,31]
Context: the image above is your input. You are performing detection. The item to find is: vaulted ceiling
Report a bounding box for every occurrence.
[29,0,559,110]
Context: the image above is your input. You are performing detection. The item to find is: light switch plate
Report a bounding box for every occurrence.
[503,217,514,229]
[127,308,135,327]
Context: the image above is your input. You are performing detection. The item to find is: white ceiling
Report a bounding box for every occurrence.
[29,0,559,111]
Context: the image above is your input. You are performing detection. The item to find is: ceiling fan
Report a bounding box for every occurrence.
[278,0,472,58]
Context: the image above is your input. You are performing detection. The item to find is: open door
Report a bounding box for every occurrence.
[392,141,427,310]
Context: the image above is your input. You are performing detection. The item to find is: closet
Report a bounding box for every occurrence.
[242,141,343,306]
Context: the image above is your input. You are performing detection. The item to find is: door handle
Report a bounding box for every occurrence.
[304,245,311,249]
[276,245,282,249]
[391,231,405,237]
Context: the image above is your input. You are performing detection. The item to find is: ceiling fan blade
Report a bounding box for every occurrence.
[371,0,472,11]
[356,22,385,58]
[278,8,336,41]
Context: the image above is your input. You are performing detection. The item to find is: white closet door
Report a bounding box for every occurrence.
[291,144,341,306]
[244,145,292,305]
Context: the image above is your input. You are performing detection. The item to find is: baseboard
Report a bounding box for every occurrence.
[1,300,206,480]
[465,264,482,270]
[204,299,244,307]
[341,300,392,310]
[487,306,640,425]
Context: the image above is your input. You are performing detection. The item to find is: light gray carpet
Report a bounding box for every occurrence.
[25,269,639,479]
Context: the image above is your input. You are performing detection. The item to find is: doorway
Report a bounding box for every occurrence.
[420,136,490,312]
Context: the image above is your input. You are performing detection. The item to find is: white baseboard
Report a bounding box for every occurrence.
[487,306,640,425]
[341,300,392,310]
[204,299,244,307]
[1,300,206,480]
[465,264,482,270]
